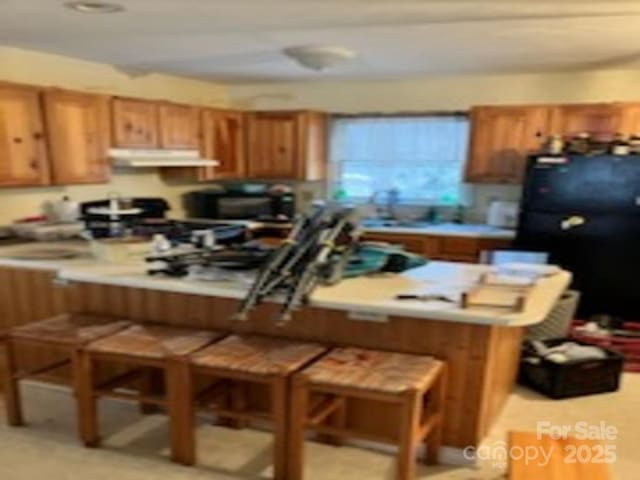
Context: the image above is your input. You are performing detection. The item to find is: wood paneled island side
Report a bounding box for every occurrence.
[0,254,570,452]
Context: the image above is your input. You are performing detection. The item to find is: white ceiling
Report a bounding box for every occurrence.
[3,1,640,82]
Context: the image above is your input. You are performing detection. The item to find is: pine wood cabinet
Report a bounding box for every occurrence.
[616,103,640,135]
[111,97,159,148]
[549,103,623,136]
[158,103,199,149]
[43,89,111,185]
[161,109,247,182]
[466,105,550,184]
[199,109,246,180]
[0,83,50,187]
[361,231,512,263]
[466,102,640,185]
[246,111,327,180]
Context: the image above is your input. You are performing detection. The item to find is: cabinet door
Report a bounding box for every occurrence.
[0,84,50,186]
[198,109,246,180]
[549,104,622,136]
[44,89,110,184]
[466,106,550,184]
[247,112,299,178]
[616,103,640,135]
[111,98,159,148]
[158,103,199,149]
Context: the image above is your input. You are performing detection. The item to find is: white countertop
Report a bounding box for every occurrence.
[0,241,570,328]
[363,223,516,239]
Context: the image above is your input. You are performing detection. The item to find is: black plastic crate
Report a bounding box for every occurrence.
[518,337,624,399]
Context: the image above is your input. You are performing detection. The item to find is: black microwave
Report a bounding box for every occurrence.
[185,184,296,221]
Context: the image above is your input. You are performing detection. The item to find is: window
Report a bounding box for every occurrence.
[329,114,469,205]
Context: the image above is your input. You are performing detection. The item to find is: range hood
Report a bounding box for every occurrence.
[109,148,220,168]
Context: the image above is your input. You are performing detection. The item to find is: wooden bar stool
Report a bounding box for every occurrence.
[181,334,328,479]
[288,347,447,480]
[2,314,130,428]
[76,323,225,465]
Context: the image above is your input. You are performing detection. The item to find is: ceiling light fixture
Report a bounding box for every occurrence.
[64,1,125,14]
[283,45,357,71]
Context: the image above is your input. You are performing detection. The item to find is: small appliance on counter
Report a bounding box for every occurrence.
[81,195,170,239]
[46,196,81,224]
[185,183,295,222]
[486,200,519,229]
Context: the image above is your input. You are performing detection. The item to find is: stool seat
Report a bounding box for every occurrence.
[10,314,130,346]
[87,324,224,359]
[301,347,443,394]
[191,335,327,375]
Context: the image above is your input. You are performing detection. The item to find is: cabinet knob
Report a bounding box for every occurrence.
[33,132,43,140]
[124,123,133,131]
[13,137,23,144]
[30,160,38,170]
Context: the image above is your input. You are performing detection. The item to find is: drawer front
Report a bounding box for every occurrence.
[439,237,480,256]
[362,233,425,255]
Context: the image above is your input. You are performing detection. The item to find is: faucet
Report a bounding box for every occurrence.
[369,188,400,220]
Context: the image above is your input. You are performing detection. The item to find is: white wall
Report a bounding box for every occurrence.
[0,47,230,224]
[228,69,640,112]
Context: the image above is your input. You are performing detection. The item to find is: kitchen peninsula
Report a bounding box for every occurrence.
[0,242,570,455]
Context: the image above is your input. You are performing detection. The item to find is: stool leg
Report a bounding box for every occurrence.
[425,368,447,465]
[271,376,288,480]
[166,358,195,466]
[287,376,309,480]
[229,380,249,429]
[3,340,24,426]
[397,389,422,480]
[76,351,100,448]
[317,397,346,447]
[139,367,163,415]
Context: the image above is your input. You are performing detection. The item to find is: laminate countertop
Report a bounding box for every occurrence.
[0,241,570,328]
[362,222,516,239]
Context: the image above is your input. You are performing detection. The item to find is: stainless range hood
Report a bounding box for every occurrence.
[109,148,220,168]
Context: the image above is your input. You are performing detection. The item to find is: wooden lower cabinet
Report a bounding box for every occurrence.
[362,232,512,263]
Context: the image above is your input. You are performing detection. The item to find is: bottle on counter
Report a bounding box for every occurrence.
[610,133,630,155]
[567,132,591,155]
[544,134,565,156]
[452,204,465,224]
[629,134,640,155]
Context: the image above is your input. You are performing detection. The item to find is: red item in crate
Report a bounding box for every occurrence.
[570,320,640,372]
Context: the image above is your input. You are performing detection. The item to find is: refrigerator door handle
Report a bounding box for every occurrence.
[561,215,586,230]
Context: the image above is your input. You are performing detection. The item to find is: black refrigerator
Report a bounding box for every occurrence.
[515,154,640,320]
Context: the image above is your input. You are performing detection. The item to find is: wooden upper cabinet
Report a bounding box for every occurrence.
[466,105,550,184]
[246,111,327,180]
[0,83,50,186]
[111,97,159,148]
[198,109,246,180]
[158,103,199,149]
[44,89,110,185]
[616,103,640,135]
[549,104,623,137]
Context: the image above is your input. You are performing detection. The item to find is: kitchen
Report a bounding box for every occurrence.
[0,2,639,480]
